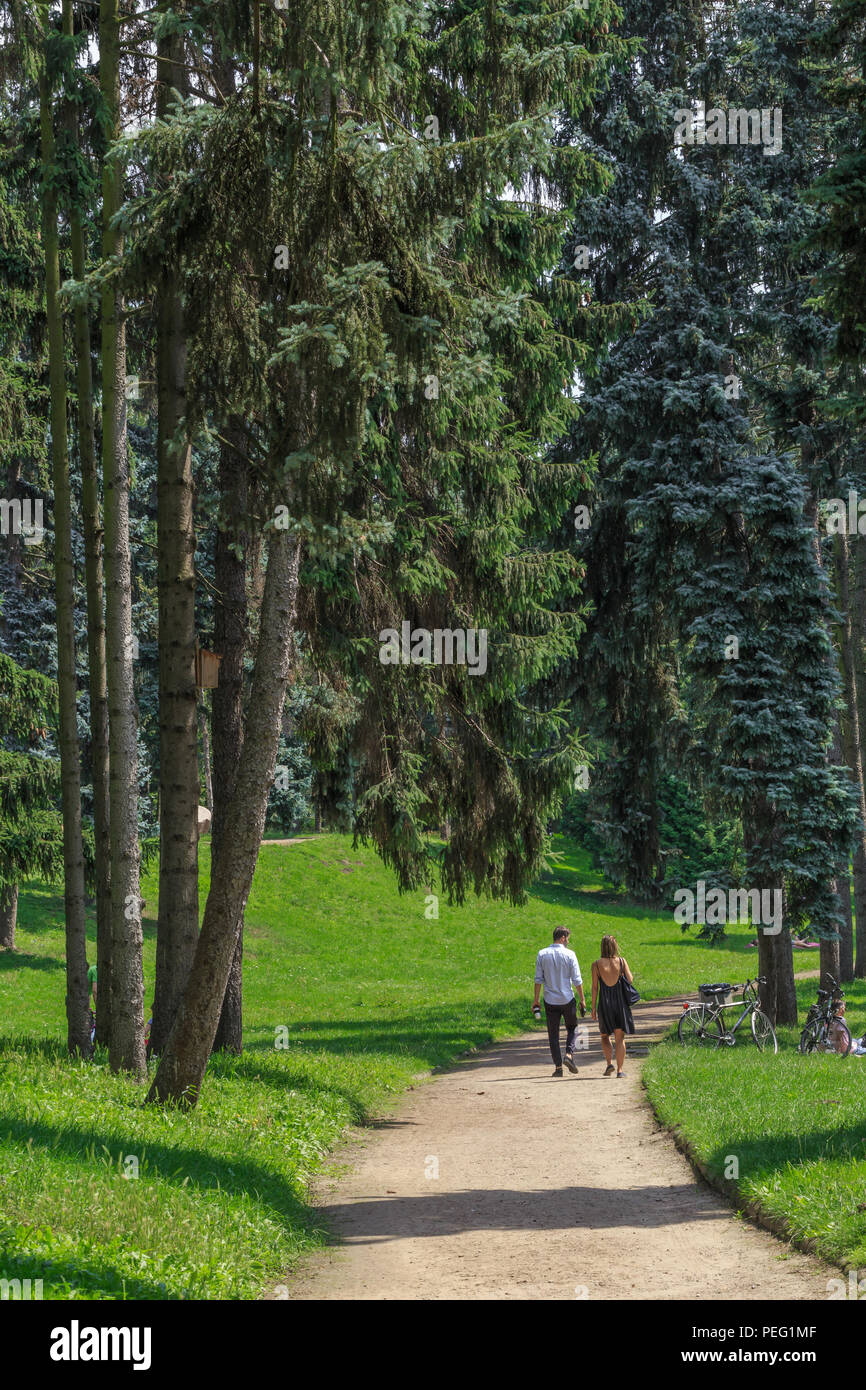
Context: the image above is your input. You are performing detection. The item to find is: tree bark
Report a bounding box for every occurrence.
[40,39,91,1059]
[0,885,17,950]
[101,0,145,1079]
[150,7,199,1058]
[820,926,841,995]
[212,423,248,1056]
[833,529,866,976]
[198,698,213,814]
[808,491,852,977]
[148,529,301,1105]
[65,4,112,1046]
[831,707,856,982]
[755,883,798,1027]
[851,529,866,974]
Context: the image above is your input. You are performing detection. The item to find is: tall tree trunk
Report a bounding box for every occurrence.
[150,8,199,1058]
[65,1,112,1045]
[833,529,866,976]
[148,529,301,1105]
[0,885,18,950]
[40,43,90,1059]
[851,530,866,973]
[831,708,856,982]
[820,927,841,995]
[755,880,798,1027]
[198,697,213,814]
[100,0,145,1079]
[212,423,248,1056]
[808,491,852,978]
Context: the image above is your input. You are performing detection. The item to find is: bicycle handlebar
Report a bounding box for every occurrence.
[817,975,844,999]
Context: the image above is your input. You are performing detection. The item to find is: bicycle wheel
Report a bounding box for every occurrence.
[678,1005,722,1047]
[799,1019,821,1054]
[751,1009,778,1054]
[822,1019,853,1057]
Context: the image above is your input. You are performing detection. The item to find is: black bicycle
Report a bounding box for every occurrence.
[678,976,778,1054]
[798,975,852,1056]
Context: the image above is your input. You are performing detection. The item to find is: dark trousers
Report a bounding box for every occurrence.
[544,997,579,1067]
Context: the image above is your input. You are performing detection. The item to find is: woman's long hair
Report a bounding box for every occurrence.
[600,934,618,959]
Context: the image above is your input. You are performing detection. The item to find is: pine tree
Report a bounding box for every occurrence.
[117,0,624,1104]
[150,0,200,1058]
[0,653,63,950]
[60,0,113,1040]
[0,652,94,1022]
[561,0,859,1022]
[39,5,90,1056]
[100,0,145,1078]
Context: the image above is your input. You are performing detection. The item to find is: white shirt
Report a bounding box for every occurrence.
[534,943,582,1005]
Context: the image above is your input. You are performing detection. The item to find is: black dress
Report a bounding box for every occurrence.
[596,957,636,1035]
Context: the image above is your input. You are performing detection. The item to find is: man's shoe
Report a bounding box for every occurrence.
[563,1052,577,1073]
[551,1067,563,1077]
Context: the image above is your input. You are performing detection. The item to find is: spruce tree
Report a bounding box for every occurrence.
[562,0,859,1021]
[112,0,624,1104]
[39,4,90,1056]
[100,0,145,1078]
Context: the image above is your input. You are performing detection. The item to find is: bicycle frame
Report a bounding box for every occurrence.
[711,999,753,1041]
[802,975,849,1051]
[689,977,764,1045]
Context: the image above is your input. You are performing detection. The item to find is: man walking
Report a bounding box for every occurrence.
[533,926,586,1076]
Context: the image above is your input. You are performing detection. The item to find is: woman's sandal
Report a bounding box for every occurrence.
[604,1063,615,1076]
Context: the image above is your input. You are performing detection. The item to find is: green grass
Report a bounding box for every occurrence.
[643,980,866,1272]
[0,832,833,1298]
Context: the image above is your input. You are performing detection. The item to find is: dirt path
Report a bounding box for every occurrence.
[261,837,314,846]
[277,998,831,1301]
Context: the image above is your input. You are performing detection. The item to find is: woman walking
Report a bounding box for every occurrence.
[591,935,636,1077]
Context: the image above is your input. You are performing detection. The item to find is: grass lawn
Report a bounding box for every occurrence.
[643,980,866,1274]
[0,832,837,1298]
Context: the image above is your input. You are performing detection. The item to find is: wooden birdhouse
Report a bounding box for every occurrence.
[195,640,222,689]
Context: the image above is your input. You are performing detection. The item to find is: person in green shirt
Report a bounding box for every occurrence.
[87,962,97,1009]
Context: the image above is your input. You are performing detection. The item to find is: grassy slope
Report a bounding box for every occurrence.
[0,833,845,1297]
[643,982,866,1272]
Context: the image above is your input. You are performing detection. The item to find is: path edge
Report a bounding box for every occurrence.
[641,1077,843,1282]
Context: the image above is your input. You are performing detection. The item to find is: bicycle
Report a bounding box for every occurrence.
[678,976,778,1054]
[798,975,852,1056]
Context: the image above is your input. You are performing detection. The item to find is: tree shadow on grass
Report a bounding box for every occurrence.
[0,1250,192,1301]
[530,871,635,913]
[706,1124,866,1177]
[13,882,97,935]
[0,1035,80,1061]
[241,1002,525,1070]
[0,1110,325,1243]
[0,950,65,973]
[208,1056,372,1122]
